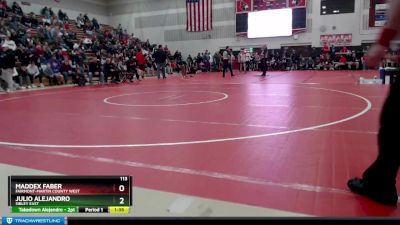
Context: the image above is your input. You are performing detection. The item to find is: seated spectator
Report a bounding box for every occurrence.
[58,9,68,22]
[60,60,75,84]
[17,65,31,89]
[43,63,62,85]
[29,13,39,28]
[27,61,41,87]
[83,13,89,23]
[92,17,100,30]
[88,59,104,84]
[0,0,9,17]
[340,46,350,55]
[11,1,23,15]
[77,14,84,28]
[49,58,64,84]
[48,7,54,17]
[306,57,314,70]
[83,37,93,49]
[75,63,86,86]
[335,55,347,70]
[40,7,51,24]
[104,58,119,83]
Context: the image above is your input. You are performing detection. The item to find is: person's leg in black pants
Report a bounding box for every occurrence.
[104,73,109,84]
[348,78,400,206]
[222,60,233,77]
[261,59,268,76]
[222,60,228,78]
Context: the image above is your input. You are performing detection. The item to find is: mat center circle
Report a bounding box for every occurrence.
[103,91,229,107]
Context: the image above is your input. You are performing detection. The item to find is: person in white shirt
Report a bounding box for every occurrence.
[222,46,234,78]
[26,61,41,88]
[245,50,251,72]
[1,36,17,92]
[238,49,246,73]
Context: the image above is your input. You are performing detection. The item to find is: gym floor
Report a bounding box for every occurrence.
[0,70,398,217]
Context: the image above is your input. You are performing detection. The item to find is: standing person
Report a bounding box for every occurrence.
[254,51,260,71]
[213,51,221,72]
[347,0,400,206]
[136,49,146,80]
[238,49,246,73]
[245,49,251,72]
[152,45,167,79]
[187,55,193,69]
[1,36,17,92]
[260,44,269,76]
[180,61,188,78]
[222,46,234,78]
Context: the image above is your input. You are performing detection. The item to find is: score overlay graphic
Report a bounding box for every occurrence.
[8,176,132,214]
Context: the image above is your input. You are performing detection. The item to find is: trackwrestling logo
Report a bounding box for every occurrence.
[1,217,64,225]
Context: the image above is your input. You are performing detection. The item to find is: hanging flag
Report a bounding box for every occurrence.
[186,0,212,32]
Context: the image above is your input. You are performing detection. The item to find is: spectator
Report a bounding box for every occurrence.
[11,1,23,15]
[1,37,17,92]
[27,61,41,87]
[136,48,146,79]
[43,63,62,85]
[0,0,9,17]
[83,13,89,23]
[104,58,119,83]
[238,49,246,72]
[335,55,347,70]
[92,17,100,30]
[187,54,193,68]
[88,59,103,84]
[152,45,167,79]
[306,57,314,69]
[49,57,63,84]
[17,65,31,89]
[60,60,74,84]
[58,9,69,22]
[77,14,84,28]
[340,46,350,55]
[361,54,368,70]
[222,46,234,78]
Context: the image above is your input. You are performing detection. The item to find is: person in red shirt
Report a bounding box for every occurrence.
[0,0,7,17]
[135,49,146,80]
[339,55,347,64]
[64,22,70,30]
[322,42,330,54]
[335,55,347,70]
[340,46,349,55]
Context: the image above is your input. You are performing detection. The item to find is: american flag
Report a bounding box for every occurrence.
[186,0,213,32]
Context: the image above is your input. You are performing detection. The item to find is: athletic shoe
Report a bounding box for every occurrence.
[347,177,398,206]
